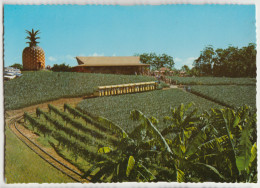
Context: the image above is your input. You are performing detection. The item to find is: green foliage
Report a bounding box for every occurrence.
[157,81,169,89]
[126,156,135,177]
[28,105,118,164]
[167,76,256,85]
[136,52,175,70]
[10,63,23,70]
[193,43,256,77]
[51,63,71,72]
[190,85,256,110]
[4,71,156,110]
[21,103,257,183]
[64,103,113,134]
[207,106,257,182]
[83,110,162,182]
[48,104,119,146]
[25,29,40,47]
[77,89,222,133]
[24,112,53,137]
[160,103,226,182]
[130,110,172,154]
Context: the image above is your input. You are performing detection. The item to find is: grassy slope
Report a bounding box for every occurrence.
[190,85,256,110]
[4,71,156,110]
[77,89,223,133]
[4,126,74,183]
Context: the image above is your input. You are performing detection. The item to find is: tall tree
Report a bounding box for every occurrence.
[194,44,256,77]
[193,45,215,76]
[10,63,23,70]
[136,53,175,70]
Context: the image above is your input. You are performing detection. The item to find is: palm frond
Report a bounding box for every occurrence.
[193,162,225,181]
[176,168,185,182]
[126,156,135,177]
[98,116,128,138]
[98,147,112,154]
[130,109,173,155]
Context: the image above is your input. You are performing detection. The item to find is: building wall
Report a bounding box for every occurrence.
[72,66,146,75]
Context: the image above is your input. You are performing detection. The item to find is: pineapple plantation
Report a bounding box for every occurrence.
[19,102,257,183]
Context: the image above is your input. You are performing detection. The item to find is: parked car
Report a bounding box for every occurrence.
[4,67,23,81]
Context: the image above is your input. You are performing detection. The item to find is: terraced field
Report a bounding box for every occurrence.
[190,85,256,110]
[20,104,120,181]
[77,89,223,133]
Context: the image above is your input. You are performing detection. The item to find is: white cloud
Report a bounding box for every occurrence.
[174,57,182,62]
[175,57,197,69]
[184,57,197,67]
[48,56,57,62]
[112,53,116,57]
[88,53,104,57]
[65,55,75,60]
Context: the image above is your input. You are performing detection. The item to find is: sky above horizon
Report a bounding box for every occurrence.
[4,5,256,69]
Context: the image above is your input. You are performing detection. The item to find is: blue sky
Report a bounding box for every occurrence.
[4,5,256,69]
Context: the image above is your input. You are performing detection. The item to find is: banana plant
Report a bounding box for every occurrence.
[208,106,257,182]
[161,103,226,182]
[82,112,162,182]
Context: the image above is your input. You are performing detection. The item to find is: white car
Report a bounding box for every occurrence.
[4,74,16,80]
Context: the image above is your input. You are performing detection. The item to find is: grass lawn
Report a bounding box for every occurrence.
[4,126,75,183]
[77,89,223,133]
[4,71,156,110]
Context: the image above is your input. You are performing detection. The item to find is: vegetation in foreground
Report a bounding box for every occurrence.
[190,85,256,110]
[86,104,257,182]
[77,89,222,133]
[4,71,156,110]
[22,103,257,182]
[4,126,74,183]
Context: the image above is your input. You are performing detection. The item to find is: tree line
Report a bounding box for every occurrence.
[135,53,175,71]
[193,43,256,77]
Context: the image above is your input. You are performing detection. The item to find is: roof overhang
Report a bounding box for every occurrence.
[75,56,149,67]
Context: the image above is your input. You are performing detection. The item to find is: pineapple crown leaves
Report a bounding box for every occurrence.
[25,29,41,47]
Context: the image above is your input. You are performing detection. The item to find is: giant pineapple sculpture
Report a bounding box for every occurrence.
[22,29,45,70]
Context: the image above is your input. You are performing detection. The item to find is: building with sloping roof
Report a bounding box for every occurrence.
[72,56,150,75]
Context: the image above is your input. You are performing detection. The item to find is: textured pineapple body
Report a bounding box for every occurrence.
[22,46,45,70]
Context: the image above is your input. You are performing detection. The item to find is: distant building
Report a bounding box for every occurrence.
[152,67,174,76]
[179,70,186,77]
[159,67,174,75]
[71,56,150,75]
